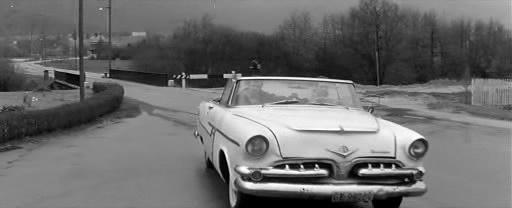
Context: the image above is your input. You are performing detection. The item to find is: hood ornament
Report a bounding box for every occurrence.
[327,145,358,158]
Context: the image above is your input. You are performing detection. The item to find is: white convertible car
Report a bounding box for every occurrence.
[194,77,428,208]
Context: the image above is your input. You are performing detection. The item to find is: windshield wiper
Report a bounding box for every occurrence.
[307,102,352,109]
[307,102,338,106]
[263,99,300,107]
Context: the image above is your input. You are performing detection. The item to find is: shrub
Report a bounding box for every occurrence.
[1,105,25,113]
[0,59,26,91]
[0,82,124,143]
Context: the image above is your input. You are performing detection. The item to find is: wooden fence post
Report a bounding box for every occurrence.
[181,72,186,89]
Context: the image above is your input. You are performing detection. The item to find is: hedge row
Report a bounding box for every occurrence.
[0,82,124,143]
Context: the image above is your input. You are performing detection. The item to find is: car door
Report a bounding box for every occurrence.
[204,79,235,160]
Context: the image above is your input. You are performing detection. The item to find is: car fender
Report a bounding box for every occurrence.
[378,118,428,168]
[211,112,283,178]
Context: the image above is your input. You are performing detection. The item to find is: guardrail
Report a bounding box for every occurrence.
[171,72,241,88]
[104,69,241,88]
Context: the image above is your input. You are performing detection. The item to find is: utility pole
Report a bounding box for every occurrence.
[374,26,380,87]
[373,5,381,87]
[40,36,46,60]
[107,0,112,75]
[99,0,112,75]
[29,23,34,57]
[78,0,85,101]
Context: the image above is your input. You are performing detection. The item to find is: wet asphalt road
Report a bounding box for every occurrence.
[1,65,511,208]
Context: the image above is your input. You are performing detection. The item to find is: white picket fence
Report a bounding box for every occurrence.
[471,78,512,106]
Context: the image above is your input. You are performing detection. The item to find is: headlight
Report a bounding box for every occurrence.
[245,136,269,157]
[408,139,428,159]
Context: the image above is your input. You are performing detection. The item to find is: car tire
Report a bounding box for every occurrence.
[371,196,403,208]
[228,173,253,208]
[204,152,214,170]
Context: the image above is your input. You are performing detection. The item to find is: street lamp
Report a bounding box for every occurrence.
[98,0,112,76]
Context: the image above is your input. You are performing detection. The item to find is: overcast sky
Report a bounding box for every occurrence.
[2,0,511,34]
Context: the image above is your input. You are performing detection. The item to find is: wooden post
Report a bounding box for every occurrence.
[181,72,186,89]
[43,70,49,81]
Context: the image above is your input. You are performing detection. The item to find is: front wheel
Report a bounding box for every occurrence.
[228,173,253,208]
[372,196,403,208]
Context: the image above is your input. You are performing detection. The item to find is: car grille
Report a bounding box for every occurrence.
[249,161,333,183]
[272,162,334,177]
[349,162,405,178]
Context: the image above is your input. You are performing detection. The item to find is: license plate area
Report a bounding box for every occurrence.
[331,191,374,202]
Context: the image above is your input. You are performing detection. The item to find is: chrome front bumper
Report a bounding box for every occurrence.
[235,178,427,200]
[234,165,427,200]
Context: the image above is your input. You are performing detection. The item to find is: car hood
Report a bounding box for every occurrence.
[233,106,379,132]
[232,106,395,158]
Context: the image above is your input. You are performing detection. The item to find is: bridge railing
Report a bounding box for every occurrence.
[54,70,80,88]
[109,69,170,87]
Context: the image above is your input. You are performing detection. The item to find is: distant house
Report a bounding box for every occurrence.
[131,32,147,37]
[112,32,146,48]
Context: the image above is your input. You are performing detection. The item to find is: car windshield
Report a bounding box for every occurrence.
[231,79,362,108]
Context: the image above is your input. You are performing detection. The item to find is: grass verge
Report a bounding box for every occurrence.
[364,90,512,121]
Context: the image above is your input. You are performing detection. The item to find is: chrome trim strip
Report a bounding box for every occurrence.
[199,121,210,136]
[216,129,240,147]
[234,114,284,158]
[235,178,427,200]
[236,166,329,178]
[357,168,421,178]
[208,122,240,147]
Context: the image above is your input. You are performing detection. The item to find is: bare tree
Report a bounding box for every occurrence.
[276,11,318,75]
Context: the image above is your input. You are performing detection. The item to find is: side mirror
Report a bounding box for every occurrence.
[212,98,221,103]
[367,106,375,114]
